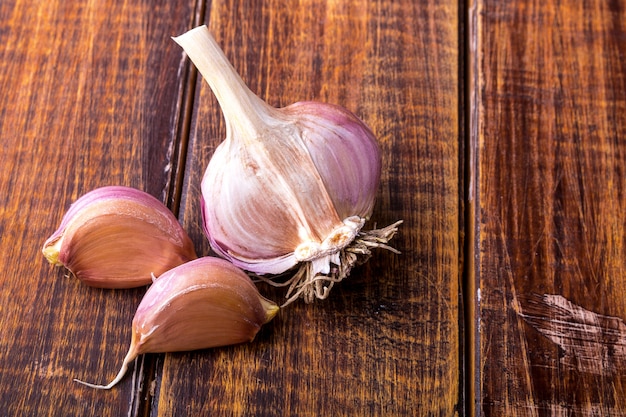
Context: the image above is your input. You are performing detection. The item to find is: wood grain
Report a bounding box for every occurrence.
[472,0,626,415]
[12,0,626,414]
[160,0,462,416]
[0,0,193,415]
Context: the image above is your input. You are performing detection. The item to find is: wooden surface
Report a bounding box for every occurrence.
[472,0,626,416]
[166,1,460,416]
[0,0,624,416]
[0,0,195,415]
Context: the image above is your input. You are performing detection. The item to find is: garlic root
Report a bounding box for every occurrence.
[258,220,403,306]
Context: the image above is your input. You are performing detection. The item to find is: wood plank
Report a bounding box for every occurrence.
[0,0,194,415]
[158,0,462,415]
[472,0,626,415]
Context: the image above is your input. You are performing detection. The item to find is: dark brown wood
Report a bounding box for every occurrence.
[161,1,462,416]
[11,0,626,415]
[0,0,194,415]
[472,0,626,415]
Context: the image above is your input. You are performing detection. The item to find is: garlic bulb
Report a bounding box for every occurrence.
[174,26,401,304]
[42,186,197,288]
[75,256,279,389]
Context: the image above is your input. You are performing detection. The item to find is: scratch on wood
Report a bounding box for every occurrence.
[518,294,626,375]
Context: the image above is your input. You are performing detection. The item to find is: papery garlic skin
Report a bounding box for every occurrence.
[42,186,197,288]
[75,257,279,389]
[133,257,278,354]
[174,26,400,304]
[200,102,381,277]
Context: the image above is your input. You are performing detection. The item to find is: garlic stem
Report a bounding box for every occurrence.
[172,26,272,140]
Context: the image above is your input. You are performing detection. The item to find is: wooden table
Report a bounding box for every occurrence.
[1,0,624,415]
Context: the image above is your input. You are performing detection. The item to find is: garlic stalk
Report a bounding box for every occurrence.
[173,26,401,305]
[42,186,197,288]
[75,257,279,389]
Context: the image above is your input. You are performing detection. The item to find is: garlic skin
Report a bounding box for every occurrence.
[200,102,381,276]
[174,26,401,304]
[75,256,279,389]
[42,186,197,288]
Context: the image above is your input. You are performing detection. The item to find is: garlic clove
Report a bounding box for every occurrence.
[75,256,279,389]
[42,186,197,288]
[174,26,401,304]
[281,101,382,220]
